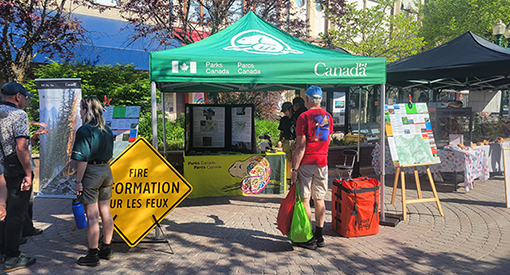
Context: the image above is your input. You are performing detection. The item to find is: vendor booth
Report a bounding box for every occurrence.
[386,32,510,190]
[387,31,510,91]
[148,12,387,199]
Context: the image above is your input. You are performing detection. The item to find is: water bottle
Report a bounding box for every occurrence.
[72,198,88,229]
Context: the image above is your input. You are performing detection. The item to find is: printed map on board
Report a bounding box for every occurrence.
[385,103,440,166]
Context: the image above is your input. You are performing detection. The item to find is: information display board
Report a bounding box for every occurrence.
[104,106,141,159]
[332,91,346,128]
[384,103,440,166]
[191,105,226,148]
[104,106,140,142]
[185,104,255,154]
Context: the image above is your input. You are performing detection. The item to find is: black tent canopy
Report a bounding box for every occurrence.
[387,31,510,91]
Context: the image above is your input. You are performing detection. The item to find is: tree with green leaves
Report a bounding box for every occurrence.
[23,62,153,123]
[320,0,424,62]
[418,0,510,48]
[206,91,282,120]
[0,0,99,83]
[112,0,309,47]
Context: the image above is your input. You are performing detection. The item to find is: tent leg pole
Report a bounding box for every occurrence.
[358,87,361,162]
[162,92,167,155]
[151,82,158,149]
[380,84,386,221]
[151,82,164,239]
[379,84,399,227]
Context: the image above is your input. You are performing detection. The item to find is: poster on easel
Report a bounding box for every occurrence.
[384,103,440,166]
[104,106,141,160]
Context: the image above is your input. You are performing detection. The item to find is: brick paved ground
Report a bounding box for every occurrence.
[9,174,510,274]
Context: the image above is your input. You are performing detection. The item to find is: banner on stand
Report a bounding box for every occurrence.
[37,78,82,197]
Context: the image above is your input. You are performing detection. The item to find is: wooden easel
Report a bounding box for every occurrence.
[391,163,444,220]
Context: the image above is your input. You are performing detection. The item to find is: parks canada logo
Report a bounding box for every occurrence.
[223,30,303,55]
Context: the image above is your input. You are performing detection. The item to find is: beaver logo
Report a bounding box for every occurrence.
[224,155,271,195]
[223,30,303,55]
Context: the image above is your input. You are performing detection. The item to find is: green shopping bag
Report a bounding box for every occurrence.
[287,188,313,243]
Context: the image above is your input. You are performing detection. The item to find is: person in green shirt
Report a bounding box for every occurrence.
[71,96,114,267]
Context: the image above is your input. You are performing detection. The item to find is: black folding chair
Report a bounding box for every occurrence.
[335,149,358,180]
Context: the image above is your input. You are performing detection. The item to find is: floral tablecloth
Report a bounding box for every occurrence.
[371,143,489,192]
[473,141,510,173]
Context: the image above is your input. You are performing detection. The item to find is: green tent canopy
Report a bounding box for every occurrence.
[149,12,391,222]
[150,12,386,92]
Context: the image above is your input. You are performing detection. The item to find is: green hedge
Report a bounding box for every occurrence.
[138,111,185,150]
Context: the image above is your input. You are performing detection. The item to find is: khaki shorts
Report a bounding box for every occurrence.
[282,139,295,164]
[297,165,328,200]
[81,163,113,205]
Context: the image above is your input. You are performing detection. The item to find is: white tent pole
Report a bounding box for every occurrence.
[357,87,361,162]
[162,92,167,154]
[151,81,163,239]
[380,84,386,221]
[365,88,369,122]
[151,81,158,149]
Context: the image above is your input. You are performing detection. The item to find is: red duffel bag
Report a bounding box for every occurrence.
[332,177,380,237]
[277,183,296,236]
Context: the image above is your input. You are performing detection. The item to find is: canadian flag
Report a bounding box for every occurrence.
[172,61,197,74]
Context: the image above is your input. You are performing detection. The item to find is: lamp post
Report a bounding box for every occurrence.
[492,19,510,47]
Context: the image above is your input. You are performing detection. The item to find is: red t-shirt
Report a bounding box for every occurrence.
[295,108,333,166]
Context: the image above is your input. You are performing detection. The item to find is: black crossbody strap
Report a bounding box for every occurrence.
[0,137,5,158]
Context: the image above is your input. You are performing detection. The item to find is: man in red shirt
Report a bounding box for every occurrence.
[291,85,333,249]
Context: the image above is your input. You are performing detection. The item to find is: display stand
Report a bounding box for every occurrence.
[138,215,174,254]
[112,215,174,254]
[390,163,444,220]
[383,102,442,221]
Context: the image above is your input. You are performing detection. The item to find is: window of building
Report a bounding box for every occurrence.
[187,0,214,22]
[189,1,201,22]
[315,0,323,11]
[295,0,304,7]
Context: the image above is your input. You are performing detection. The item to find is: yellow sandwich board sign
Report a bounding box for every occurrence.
[110,137,192,247]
